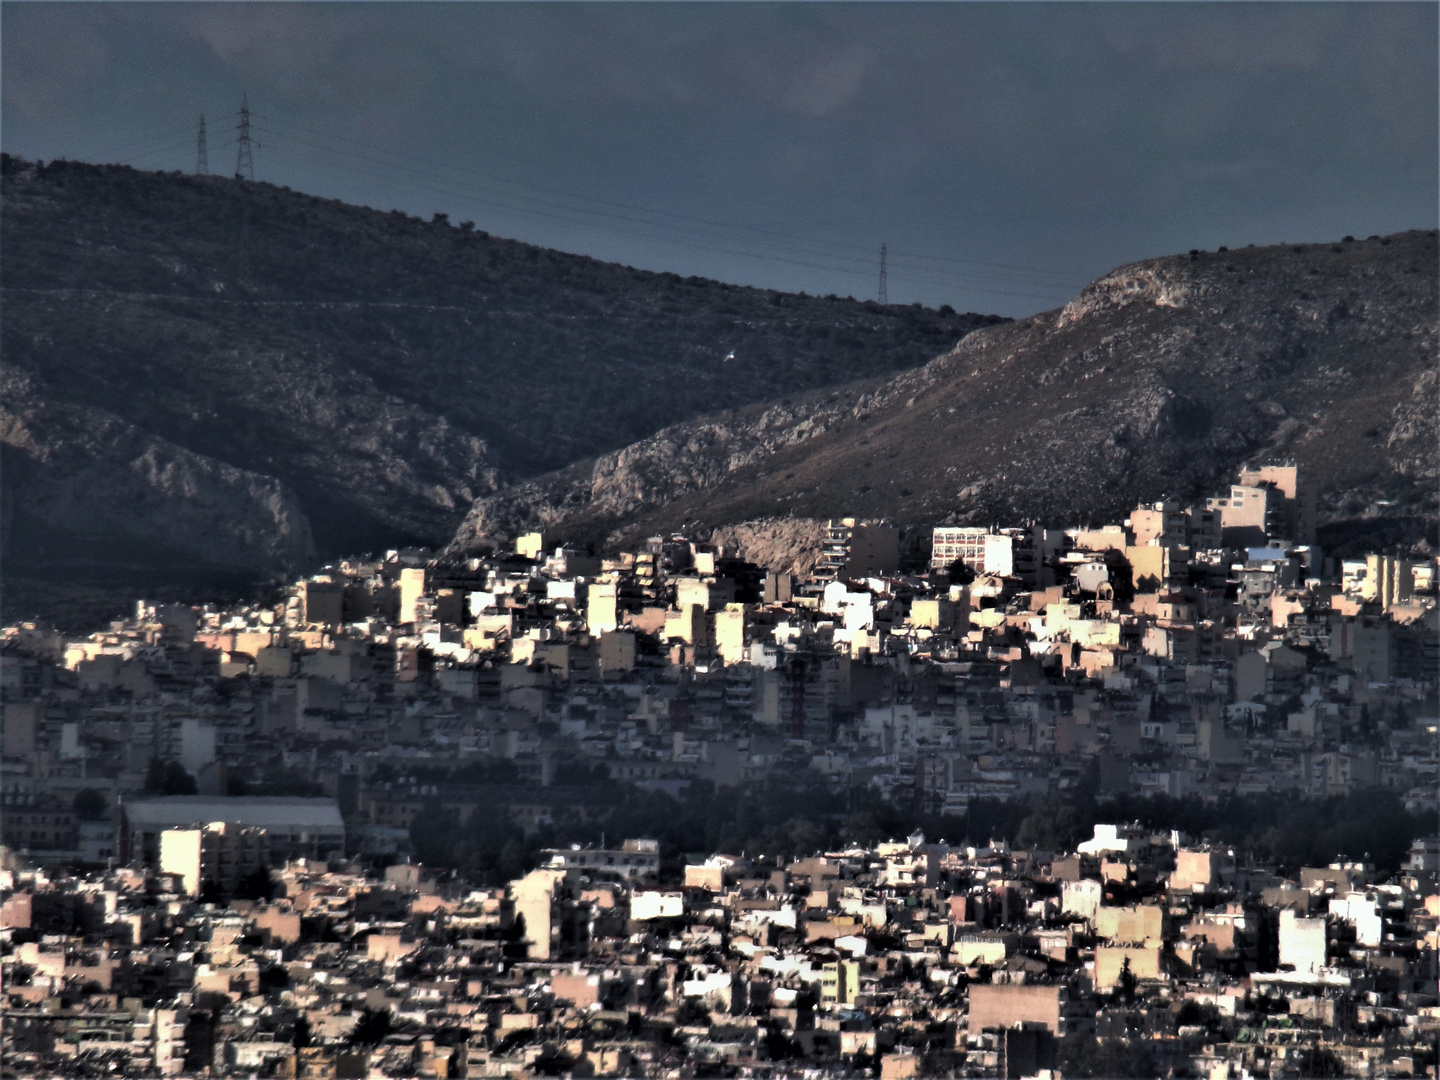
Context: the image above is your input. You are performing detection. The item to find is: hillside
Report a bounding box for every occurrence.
[449,230,1438,560]
[0,155,1002,623]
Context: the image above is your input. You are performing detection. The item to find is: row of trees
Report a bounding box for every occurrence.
[398,766,1427,885]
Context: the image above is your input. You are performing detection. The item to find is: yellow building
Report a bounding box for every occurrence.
[515,532,546,560]
[1094,944,1163,989]
[820,959,860,1006]
[1094,904,1167,944]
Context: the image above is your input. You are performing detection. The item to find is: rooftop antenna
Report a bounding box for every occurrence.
[235,92,254,180]
[196,115,208,175]
[878,244,888,305]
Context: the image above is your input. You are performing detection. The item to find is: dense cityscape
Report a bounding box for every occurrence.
[4,3,1436,1076]
[3,462,1437,1077]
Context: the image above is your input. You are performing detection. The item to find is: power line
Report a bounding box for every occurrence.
[112,134,201,167]
[51,109,1084,303]
[252,126,1071,304]
[249,111,1080,287]
[40,106,1075,307]
[62,121,207,164]
[259,131,1068,304]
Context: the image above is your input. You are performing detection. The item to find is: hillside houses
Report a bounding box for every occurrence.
[2,463,1437,1075]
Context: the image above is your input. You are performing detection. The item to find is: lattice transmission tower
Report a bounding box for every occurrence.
[878,244,888,305]
[235,93,254,180]
[196,115,208,175]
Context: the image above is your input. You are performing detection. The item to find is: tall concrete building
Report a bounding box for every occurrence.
[1206,464,1316,548]
[814,519,900,581]
[159,821,269,897]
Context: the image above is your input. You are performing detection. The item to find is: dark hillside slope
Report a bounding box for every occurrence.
[0,155,1001,620]
[450,231,1438,555]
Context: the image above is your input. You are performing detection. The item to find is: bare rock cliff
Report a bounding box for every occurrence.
[2,372,314,574]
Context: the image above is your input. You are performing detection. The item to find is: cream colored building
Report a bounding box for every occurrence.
[930,527,1014,576]
[1205,464,1316,546]
[587,581,620,633]
[509,867,568,960]
[159,822,270,897]
[664,604,710,646]
[398,566,427,625]
[713,605,748,665]
[820,959,861,1005]
[1278,909,1327,973]
[1343,554,1418,611]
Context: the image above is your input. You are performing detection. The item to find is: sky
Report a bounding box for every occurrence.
[3,2,1436,316]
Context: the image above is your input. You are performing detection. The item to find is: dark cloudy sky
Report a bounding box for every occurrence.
[4,2,1436,315]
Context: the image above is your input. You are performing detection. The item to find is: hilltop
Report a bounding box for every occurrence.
[0,155,1001,624]
[450,230,1438,561]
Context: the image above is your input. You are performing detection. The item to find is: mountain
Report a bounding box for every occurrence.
[0,155,1003,623]
[449,230,1438,561]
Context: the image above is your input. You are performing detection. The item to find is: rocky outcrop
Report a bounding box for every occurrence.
[1,372,314,574]
[706,517,831,578]
[447,387,901,550]
[1386,370,1438,480]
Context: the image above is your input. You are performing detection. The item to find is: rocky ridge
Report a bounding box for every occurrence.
[0,155,1001,622]
[449,230,1439,556]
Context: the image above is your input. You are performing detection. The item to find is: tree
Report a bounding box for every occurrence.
[674,999,712,1027]
[259,965,290,993]
[503,913,529,959]
[145,758,197,796]
[764,1028,795,1061]
[1015,791,1083,852]
[73,788,107,820]
[349,1007,392,1046]
[946,558,976,585]
[1289,1046,1345,1078]
[1116,956,1138,1005]
[1059,1036,1160,1079]
[199,878,227,906]
[234,866,275,902]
